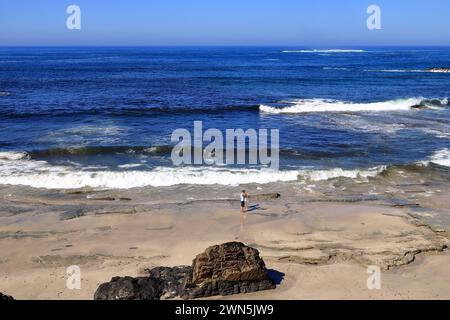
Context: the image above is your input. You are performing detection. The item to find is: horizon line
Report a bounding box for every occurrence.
[2,44,450,48]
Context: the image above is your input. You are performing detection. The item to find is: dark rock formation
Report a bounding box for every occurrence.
[94,242,276,300]
[0,292,14,300]
[60,208,85,220]
[182,242,276,299]
[94,276,162,300]
[191,242,268,283]
[183,279,276,299]
[250,193,281,201]
[146,266,192,299]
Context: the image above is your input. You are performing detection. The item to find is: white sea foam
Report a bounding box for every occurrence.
[117,163,144,169]
[429,148,450,167]
[323,67,349,71]
[422,128,450,140]
[365,68,450,74]
[303,167,384,181]
[428,68,450,73]
[331,115,406,134]
[283,49,365,53]
[0,153,384,189]
[37,125,126,145]
[260,98,423,114]
[364,69,426,73]
[0,151,29,161]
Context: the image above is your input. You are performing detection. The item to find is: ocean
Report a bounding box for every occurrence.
[0,46,449,189]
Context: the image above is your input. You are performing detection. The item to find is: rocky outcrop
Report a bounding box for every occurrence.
[146,266,192,299]
[94,276,162,300]
[182,242,276,299]
[428,68,450,73]
[250,193,281,201]
[94,242,276,300]
[0,292,14,300]
[191,242,269,283]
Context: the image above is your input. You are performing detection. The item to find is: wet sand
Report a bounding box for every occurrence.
[0,180,449,300]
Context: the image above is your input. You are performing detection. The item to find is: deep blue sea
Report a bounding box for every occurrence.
[0,47,449,189]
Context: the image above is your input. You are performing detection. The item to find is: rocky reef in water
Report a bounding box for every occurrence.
[94,242,277,300]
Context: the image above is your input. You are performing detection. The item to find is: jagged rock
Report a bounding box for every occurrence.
[182,242,276,299]
[0,292,14,300]
[93,242,276,300]
[94,276,162,300]
[191,242,268,283]
[146,266,192,299]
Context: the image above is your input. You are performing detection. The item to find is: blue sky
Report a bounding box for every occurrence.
[0,0,449,46]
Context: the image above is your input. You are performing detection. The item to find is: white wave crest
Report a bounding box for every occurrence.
[364,69,426,73]
[0,153,384,189]
[323,67,349,71]
[117,163,144,169]
[0,151,30,161]
[429,148,450,167]
[428,68,450,73]
[283,49,365,53]
[422,128,450,140]
[304,167,384,181]
[260,98,424,114]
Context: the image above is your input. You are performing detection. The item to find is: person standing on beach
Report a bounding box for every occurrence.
[240,190,246,213]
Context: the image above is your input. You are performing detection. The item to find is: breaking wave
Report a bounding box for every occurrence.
[28,145,174,158]
[283,49,366,53]
[1,149,448,189]
[0,151,30,161]
[428,148,450,167]
[364,69,426,73]
[260,98,448,114]
[26,145,370,161]
[0,151,384,189]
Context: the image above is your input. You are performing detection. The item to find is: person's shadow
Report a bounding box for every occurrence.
[246,204,261,212]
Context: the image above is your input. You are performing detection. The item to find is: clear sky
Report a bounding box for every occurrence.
[0,0,449,46]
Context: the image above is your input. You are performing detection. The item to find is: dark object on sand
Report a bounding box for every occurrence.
[0,292,14,300]
[94,242,276,300]
[249,193,281,201]
[147,266,192,299]
[182,242,276,299]
[94,276,162,300]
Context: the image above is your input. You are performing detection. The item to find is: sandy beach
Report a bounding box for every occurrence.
[1,175,449,300]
